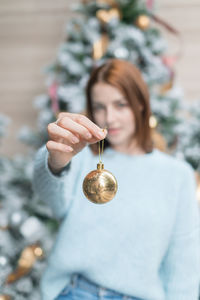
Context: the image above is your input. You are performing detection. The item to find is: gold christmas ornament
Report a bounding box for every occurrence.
[83,162,118,204]
[0,225,9,231]
[151,129,167,152]
[149,116,167,152]
[93,33,109,60]
[5,244,44,284]
[96,8,121,24]
[135,15,150,30]
[149,115,158,129]
[160,78,174,94]
[82,129,118,204]
[97,0,117,5]
[0,296,11,300]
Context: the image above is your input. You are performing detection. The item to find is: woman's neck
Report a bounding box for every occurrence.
[111,141,145,155]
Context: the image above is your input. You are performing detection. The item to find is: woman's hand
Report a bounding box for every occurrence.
[46,112,107,174]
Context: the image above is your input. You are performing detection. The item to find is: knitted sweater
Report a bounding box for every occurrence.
[32,145,200,300]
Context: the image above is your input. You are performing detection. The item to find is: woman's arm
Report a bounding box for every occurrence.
[32,112,107,220]
[32,144,83,220]
[161,164,200,300]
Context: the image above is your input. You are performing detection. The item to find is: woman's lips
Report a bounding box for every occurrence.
[108,128,121,135]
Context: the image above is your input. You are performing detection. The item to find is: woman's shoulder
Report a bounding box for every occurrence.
[154,148,194,178]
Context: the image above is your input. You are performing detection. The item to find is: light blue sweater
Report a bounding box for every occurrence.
[33,145,200,300]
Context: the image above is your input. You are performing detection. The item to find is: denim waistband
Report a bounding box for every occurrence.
[70,273,139,299]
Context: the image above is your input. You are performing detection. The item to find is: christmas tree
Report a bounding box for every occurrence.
[1,0,200,299]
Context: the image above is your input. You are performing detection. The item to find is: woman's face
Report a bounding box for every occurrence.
[91,82,136,150]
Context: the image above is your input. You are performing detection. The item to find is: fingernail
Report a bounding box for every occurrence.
[97,131,105,139]
[72,136,79,144]
[66,146,73,152]
[86,132,92,139]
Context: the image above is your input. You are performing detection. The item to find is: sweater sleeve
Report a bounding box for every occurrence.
[32,145,84,220]
[161,164,200,300]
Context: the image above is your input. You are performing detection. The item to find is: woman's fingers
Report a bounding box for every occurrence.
[46,140,73,153]
[47,121,96,155]
[47,123,80,145]
[54,118,92,141]
[55,116,106,142]
[74,114,105,139]
[46,113,107,172]
[47,113,107,158]
[57,113,106,140]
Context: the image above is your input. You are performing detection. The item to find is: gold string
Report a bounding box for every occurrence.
[98,127,107,163]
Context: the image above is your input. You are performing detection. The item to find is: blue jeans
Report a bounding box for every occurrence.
[55,274,142,300]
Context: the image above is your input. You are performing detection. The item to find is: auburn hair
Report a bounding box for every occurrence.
[85,59,153,155]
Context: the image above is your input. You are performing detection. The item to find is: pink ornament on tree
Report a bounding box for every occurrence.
[146,0,154,10]
[48,82,59,116]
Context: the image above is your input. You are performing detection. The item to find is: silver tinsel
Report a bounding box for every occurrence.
[57,84,85,112]
[0,254,12,287]
[83,18,101,43]
[114,47,129,59]
[0,231,20,257]
[60,42,85,55]
[15,277,33,294]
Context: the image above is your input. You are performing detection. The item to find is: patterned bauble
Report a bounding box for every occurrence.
[83,162,118,204]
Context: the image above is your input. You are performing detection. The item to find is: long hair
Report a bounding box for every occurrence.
[85,59,153,155]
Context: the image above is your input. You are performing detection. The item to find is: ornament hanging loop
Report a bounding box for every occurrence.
[97,162,104,170]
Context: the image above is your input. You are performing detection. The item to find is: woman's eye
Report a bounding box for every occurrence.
[93,105,104,111]
[117,103,128,107]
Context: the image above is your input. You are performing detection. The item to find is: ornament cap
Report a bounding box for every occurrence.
[97,162,104,170]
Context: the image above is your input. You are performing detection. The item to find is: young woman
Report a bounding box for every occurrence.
[33,59,200,300]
